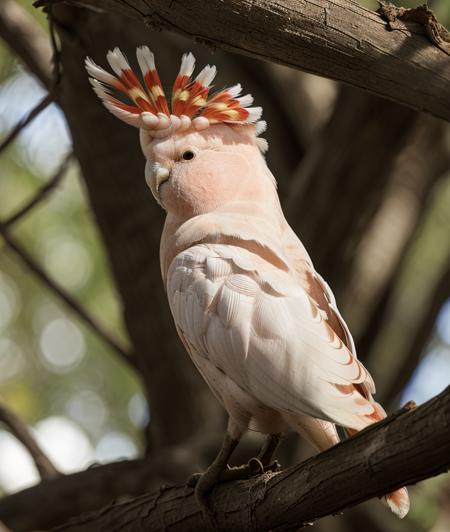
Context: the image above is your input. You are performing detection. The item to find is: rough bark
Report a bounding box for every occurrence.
[36,0,450,121]
[52,388,450,531]
[0,446,200,532]
[0,431,265,531]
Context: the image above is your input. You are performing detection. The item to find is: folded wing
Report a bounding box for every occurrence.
[168,243,380,431]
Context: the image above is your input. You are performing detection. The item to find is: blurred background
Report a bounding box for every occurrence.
[0,0,449,530]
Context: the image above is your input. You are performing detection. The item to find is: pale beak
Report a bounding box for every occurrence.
[145,161,170,205]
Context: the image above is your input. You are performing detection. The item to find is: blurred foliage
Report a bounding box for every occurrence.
[0,35,144,494]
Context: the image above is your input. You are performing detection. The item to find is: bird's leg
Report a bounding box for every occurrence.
[189,426,241,528]
[257,432,283,468]
[223,432,284,481]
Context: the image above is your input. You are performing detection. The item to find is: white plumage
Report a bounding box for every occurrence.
[168,244,377,434]
[86,46,410,520]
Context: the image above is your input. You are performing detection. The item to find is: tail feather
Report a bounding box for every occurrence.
[383,487,410,519]
[286,409,410,519]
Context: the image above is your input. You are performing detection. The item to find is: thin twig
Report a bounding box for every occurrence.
[0,402,60,480]
[0,94,52,156]
[0,228,135,369]
[3,152,73,228]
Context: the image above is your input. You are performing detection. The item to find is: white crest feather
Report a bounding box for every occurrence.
[195,65,217,87]
[227,84,242,99]
[136,46,156,75]
[236,94,253,107]
[245,107,263,123]
[179,52,196,77]
[85,57,117,86]
[106,47,131,76]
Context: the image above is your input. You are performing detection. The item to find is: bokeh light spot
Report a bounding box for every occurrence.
[0,431,40,493]
[128,393,149,429]
[95,431,138,462]
[34,416,94,473]
[39,318,85,372]
[66,390,108,434]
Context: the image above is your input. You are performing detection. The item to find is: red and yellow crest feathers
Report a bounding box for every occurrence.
[85,46,266,148]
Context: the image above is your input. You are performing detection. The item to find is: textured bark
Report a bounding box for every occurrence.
[52,389,450,531]
[0,446,201,532]
[0,431,268,531]
[37,0,450,121]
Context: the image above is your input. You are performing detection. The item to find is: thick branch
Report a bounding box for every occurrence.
[36,0,450,121]
[0,402,59,481]
[53,388,450,531]
[0,431,263,531]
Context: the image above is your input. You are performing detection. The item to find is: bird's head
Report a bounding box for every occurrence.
[86,47,272,218]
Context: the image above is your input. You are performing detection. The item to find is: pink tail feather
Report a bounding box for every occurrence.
[286,410,410,519]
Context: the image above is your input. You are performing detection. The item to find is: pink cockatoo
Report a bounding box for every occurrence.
[86,47,410,521]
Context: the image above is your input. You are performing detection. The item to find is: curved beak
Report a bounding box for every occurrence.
[145,161,170,205]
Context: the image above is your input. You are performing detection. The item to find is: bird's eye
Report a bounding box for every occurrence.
[181,150,195,161]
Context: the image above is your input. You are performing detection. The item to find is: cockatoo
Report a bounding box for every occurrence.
[86,47,410,521]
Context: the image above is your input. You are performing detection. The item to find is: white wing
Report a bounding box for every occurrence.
[167,243,379,431]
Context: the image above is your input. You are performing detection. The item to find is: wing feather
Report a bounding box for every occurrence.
[167,244,378,430]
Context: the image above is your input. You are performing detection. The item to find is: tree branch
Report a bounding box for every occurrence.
[35,0,450,121]
[0,402,59,481]
[52,388,450,531]
[0,228,134,368]
[351,118,450,362]
[284,85,418,293]
[0,431,259,531]
[2,152,72,228]
[0,94,52,155]
[0,0,53,88]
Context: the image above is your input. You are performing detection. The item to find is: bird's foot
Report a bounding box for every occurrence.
[219,457,280,482]
[191,470,222,530]
[264,459,281,473]
[186,472,202,488]
[186,457,281,529]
